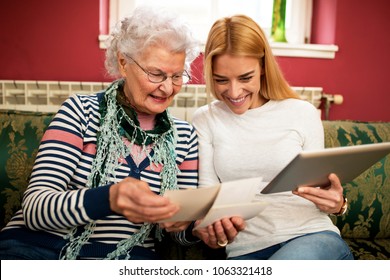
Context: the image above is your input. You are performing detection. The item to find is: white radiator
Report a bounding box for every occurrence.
[0,80,342,120]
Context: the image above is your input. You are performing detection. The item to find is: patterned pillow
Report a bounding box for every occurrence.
[0,110,54,228]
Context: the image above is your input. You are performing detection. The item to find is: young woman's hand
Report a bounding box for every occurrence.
[192,216,246,248]
[292,173,345,214]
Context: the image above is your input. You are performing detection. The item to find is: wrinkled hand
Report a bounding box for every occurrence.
[192,217,246,249]
[109,177,179,224]
[292,173,344,214]
[160,221,192,233]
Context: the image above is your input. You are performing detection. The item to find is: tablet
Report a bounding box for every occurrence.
[260,142,390,194]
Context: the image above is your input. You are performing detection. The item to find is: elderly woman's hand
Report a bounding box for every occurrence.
[292,173,345,215]
[192,217,246,249]
[159,221,192,232]
[109,177,179,224]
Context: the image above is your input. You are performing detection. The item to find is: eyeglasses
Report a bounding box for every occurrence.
[124,54,191,86]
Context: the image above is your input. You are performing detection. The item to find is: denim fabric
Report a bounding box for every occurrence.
[229,231,354,260]
[0,238,160,260]
[0,238,63,260]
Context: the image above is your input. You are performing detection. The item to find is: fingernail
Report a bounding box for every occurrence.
[296,187,303,193]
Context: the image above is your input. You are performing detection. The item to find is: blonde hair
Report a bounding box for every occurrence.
[204,14,299,100]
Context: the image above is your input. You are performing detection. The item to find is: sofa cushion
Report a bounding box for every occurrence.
[323,121,390,241]
[0,110,54,228]
[344,238,390,260]
[1,112,389,260]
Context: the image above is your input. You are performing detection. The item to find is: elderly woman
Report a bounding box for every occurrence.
[0,6,199,260]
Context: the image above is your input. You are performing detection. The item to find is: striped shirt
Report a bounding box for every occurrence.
[1,91,198,258]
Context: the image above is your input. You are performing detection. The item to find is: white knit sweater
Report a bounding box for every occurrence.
[192,98,340,258]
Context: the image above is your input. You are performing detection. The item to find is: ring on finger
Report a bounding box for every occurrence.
[217,240,228,247]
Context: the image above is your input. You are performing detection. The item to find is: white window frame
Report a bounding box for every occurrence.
[98,0,338,59]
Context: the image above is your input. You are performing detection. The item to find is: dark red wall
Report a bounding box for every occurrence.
[1,0,389,121]
[0,0,106,81]
[276,0,390,122]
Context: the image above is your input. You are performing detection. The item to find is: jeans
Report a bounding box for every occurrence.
[0,238,63,260]
[229,231,354,260]
[0,238,160,260]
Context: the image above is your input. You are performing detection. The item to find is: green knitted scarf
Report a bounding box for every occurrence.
[61,80,179,260]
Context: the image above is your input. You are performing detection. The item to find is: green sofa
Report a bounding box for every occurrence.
[323,120,390,260]
[1,110,389,260]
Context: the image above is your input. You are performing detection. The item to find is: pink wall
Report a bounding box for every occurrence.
[1,0,389,121]
[311,0,337,44]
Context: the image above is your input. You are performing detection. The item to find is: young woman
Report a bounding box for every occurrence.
[192,14,353,260]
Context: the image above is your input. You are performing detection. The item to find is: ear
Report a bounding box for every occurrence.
[118,52,127,77]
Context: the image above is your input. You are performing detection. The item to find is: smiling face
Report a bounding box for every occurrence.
[212,54,267,115]
[118,45,186,115]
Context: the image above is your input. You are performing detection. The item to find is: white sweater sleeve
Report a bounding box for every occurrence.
[192,106,221,187]
[300,102,324,151]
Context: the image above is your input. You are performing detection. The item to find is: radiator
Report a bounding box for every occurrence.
[0,80,342,120]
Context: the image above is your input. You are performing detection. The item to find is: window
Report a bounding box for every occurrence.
[99,0,338,59]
